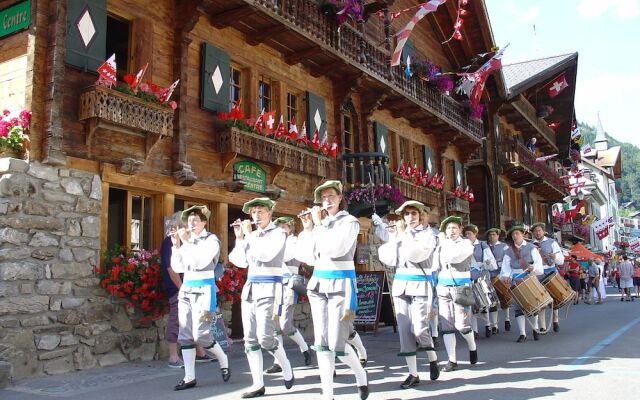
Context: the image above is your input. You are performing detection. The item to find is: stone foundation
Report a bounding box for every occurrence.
[0,158,165,382]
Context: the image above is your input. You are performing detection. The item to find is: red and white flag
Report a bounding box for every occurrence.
[582,144,593,154]
[535,154,558,162]
[263,111,277,136]
[296,122,308,144]
[275,115,287,139]
[328,136,339,158]
[254,109,265,133]
[593,218,610,240]
[546,73,569,98]
[310,129,321,151]
[320,133,329,155]
[457,44,509,108]
[131,63,149,93]
[287,116,298,141]
[158,78,179,103]
[96,53,117,87]
[391,0,447,66]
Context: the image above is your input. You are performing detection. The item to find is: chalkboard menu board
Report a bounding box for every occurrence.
[354,271,385,334]
[211,313,231,351]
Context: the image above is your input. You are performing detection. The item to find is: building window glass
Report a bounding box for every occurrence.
[286,92,298,124]
[230,66,242,111]
[106,14,131,78]
[107,188,153,252]
[342,113,353,154]
[258,77,271,112]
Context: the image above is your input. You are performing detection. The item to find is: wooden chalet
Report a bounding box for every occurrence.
[467,52,578,236]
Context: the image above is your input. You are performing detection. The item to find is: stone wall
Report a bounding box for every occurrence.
[0,158,165,383]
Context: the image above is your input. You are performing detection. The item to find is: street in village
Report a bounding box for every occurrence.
[2,286,639,400]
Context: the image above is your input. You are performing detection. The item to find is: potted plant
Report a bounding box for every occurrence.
[344,184,405,217]
[0,109,31,158]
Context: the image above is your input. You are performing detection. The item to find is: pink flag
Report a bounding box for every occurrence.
[96,54,117,87]
[391,1,447,66]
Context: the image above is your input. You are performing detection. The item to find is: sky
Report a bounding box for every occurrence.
[485,0,640,147]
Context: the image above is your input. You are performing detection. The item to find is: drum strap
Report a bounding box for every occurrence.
[510,243,528,270]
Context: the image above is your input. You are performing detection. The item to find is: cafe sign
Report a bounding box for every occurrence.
[1,1,30,39]
[233,161,266,193]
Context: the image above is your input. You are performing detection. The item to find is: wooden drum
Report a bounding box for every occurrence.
[509,274,553,317]
[491,276,512,309]
[541,271,576,309]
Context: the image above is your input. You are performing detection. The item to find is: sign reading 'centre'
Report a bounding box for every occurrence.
[1,1,30,39]
[233,161,266,193]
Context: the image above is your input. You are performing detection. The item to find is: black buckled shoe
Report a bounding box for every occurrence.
[430,361,440,380]
[432,336,440,349]
[474,331,479,339]
[303,350,312,366]
[284,374,294,390]
[485,326,492,338]
[539,328,547,335]
[221,367,231,382]
[470,350,478,365]
[441,361,458,372]
[492,326,499,334]
[265,364,282,374]
[516,335,527,343]
[533,330,540,341]
[400,374,420,389]
[505,320,511,331]
[553,322,560,332]
[241,387,266,398]
[174,379,197,391]
[358,384,370,400]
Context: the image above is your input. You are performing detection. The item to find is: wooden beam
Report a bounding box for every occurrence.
[285,46,323,65]
[210,5,254,29]
[246,24,290,46]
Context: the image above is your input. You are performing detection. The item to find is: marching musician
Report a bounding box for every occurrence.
[500,223,544,343]
[433,216,477,372]
[422,212,442,348]
[169,205,230,391]
[378,201,440,389]
[486,228,511,333]
[531,222,565,333]
[296,180,369,400]
[229,198,294,398]
[263,217,312,375]
[463,224,497,338]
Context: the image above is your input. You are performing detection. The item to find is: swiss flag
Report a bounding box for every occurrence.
[546,74,569,98]
[263,111,277,135]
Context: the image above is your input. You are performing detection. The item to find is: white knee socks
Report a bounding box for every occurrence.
[443,333,457,363]
[317,351,335,400]
[406,355,418,376]
[517,315,526,336]
[290,330,309,352]
[338,346,368,387]
[246,349,264,390]
[461,331,477,351]
[347,332,367,361]
[538,308,547,331]
[272,345,293,381]
[205,342,228,369]
[182,347,196,382]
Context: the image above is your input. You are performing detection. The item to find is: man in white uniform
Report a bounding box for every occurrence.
[531,222,565,333]
[229,198,294,398]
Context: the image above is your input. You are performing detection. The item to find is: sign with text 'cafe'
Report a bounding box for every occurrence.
[233,161,266,193]
[1,1,30,39]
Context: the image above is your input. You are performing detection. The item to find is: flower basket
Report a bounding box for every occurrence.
[0,147,19,158]
[345,184,404,217]
[348,199,392,218]
[0,109,30,159]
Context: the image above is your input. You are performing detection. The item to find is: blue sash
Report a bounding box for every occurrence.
[313,269,357,312]
[395,270,434,283]
[183,278,216,311]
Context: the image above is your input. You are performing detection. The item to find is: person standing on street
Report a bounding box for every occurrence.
[170,205,230,391]
[567,256,581,304]
[229,198,294,398]
[586,258,602,304]
[633,261,640,299]
[618,255,634,302]
[296,180,369,400]
[378,200,440,389]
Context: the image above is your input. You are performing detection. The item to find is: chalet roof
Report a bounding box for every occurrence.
[503,53,578,98]
[597,146,622,168]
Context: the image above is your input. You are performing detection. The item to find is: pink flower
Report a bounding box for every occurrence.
[169,101,177,110]
[2,110,9,116]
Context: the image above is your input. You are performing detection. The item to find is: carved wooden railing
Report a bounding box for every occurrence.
[498,139,563,187]
[511,96,556,147]
[342,152,390,189]
[217,126,330,177]
[78,85,175,172]
[393,176,441,207]
[446,193,470,214]
[247,0,483,142]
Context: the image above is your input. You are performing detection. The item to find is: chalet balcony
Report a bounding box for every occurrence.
[561,222,589,242]
[498,138,567,200]
[217,126,331,177]
[446,193,470,215]
[342,152,391,189]
[393,176,441,208]
[204,0,483,147]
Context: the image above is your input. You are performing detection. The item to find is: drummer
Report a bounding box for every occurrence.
[531,222,565,333]
[500,223,544,343]
[463,224,497,339]
[486,228,510,333]
[433,216,477,372]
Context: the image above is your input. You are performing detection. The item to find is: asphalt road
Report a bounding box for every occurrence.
[3,285,639,400]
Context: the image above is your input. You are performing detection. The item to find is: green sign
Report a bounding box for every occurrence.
[1,1,30,39]
[233,161,266,193]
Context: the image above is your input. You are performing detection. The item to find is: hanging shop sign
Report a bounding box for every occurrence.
[1,1,30,39]
[233,161,266,193]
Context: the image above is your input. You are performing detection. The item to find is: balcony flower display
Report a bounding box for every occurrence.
[318,0,363,24]
[0,109,31,158]
[344,184,405,216]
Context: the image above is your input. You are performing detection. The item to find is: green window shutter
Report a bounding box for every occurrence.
[306,91,326,140]
[454,160,463,188]
[422,145,434,175]
[201,42,230,113]
[65,0,107,71]
[374,122,388,155]
[499,182,505,214]
[401,39,416,65]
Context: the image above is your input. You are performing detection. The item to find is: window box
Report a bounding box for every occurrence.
[446,193,470,214]
[392,176,441,208]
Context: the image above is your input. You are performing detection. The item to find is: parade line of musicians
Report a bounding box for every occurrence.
[167,180,573,399]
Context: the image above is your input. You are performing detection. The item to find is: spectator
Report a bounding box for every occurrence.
[612,266,621,292]
[633,260,640,299]
[525,137,537,153]
[579,261,588,302]
[585,258,602,304]
[618,255,634,302]
[567,255,581,304]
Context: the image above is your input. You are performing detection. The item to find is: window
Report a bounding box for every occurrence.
[342,113,353,154]
[107,188,153,251]
[258,76,272,112]
[286,92,298,124]
[106,14,131,78]
[229,65,242,111]
[412,143,424,172]
[399,136,409,165]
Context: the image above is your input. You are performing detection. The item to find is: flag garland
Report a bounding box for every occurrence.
[456,44,508,108]
[391,0,447,66]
